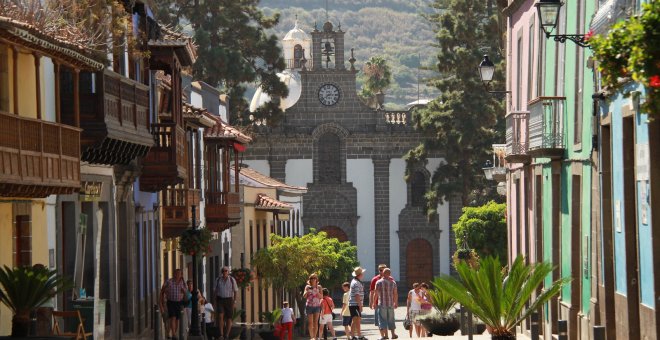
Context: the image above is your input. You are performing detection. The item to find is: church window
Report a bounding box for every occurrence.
[318,133,341,184]
[410,171,426,207]
[294,44,303,68]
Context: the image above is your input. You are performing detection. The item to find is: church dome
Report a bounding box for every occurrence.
[283,21,310,42]
[249,70,302,112]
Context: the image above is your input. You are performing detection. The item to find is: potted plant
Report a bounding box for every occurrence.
[226,308,245,339]
[178,228,213,256]
[452,248,480,269]
[433,256,570,340]
[416,282,459,336]
[0,265,72,337]
[257,308,282,340]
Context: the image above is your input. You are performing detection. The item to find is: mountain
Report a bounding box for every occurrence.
[259,0,440,109]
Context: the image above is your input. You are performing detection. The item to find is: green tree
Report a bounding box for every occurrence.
[405,0,506,215]
[154,0,288,125]
[359,55,392,106]
[453,201,507,264]
[251,231,358,323]
[0,266,73,337]
[434,256,570,340]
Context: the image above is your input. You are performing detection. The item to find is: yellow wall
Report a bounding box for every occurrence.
[5,46,38,118]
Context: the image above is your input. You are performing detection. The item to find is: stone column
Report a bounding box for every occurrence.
[372,157,390,269]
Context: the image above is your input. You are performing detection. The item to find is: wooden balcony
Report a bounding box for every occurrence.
[505,111,531,164]
[162,188,200,239]
[528,97,566,159]
[140,122,187,192]
[0,111,81,197]
[206,191,242,232]
[78,69,153,165]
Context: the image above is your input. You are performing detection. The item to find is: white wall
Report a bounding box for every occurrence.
[191,91,203,108]
[243,160,270,176]
[285,159,313,187]
[347,159,375,278]
[427,158,450,275]
[42,58,56,122]
[389,159,406,281]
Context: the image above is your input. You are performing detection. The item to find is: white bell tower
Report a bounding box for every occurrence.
[282,18,312,70]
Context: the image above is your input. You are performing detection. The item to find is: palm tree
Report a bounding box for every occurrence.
[0,265,72,337]
[433,256,570,340]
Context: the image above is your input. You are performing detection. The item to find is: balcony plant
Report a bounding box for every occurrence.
[230,267,254,290]
[0,265,72,337]
[178,227,212,256]
[433,256,570,340]
[589,0,660,115]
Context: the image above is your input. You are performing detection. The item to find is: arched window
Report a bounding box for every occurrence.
[318,133,341,184]
[410,171,426,207]
[293,44,303,68]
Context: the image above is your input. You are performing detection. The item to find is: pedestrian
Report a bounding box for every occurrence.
[369,264,387,329]
[349,266,366,340]
[213,266,238,339]
[160,269,187,340]
[303,273,323,340]
[419,282,433,336]
[202,298,220,339]
[184,280,194,332]
[406,283,425,337]
[320,288,337,340]
[341,282,352,340]
[280,301,296,340]
[374,268,398,340]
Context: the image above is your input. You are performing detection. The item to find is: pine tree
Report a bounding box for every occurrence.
[406,0,506,214]
[154,0,288,125]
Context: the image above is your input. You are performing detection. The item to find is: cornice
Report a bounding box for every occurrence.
[502,0,528,17]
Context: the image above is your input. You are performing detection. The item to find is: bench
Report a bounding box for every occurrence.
[52,311,92,340]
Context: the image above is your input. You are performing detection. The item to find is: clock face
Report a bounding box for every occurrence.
[318,84,340,106]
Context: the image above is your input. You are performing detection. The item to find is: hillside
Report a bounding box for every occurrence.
[259,1,440,109]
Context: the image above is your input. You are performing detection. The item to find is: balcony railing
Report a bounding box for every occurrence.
[66,69,152,165]
[285,58,313,70]
[528,96,565,159]
[139,122,187,192]
[205,191,242,232]
[162,188,201,239]
[505,111,530,164]
[0,111,81,197]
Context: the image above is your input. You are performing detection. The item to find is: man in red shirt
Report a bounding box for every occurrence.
[369,264,387,328]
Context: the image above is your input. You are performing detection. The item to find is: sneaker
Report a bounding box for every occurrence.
[392,335,398,339]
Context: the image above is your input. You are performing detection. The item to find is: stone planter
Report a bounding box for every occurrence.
[417,312,461,336]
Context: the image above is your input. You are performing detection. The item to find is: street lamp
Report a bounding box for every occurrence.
[189,205,201,336]
[482,159,494,181]
[535,0,590,48]
[478,55,510,95]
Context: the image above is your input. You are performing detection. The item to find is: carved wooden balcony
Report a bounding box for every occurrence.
[206,191,242,232]
[528,97,566,159]
[0,111,81,197]
[78,69,153,165]
[505,111,531,164]
[162,188,201,239]
[140,122,187,192]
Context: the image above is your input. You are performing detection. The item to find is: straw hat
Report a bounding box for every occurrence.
[352,266,366,277]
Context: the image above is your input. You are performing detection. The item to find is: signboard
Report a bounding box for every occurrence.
[80,181,103,202]
[636,143,649,181]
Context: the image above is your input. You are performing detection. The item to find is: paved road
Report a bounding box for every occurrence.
[309,306,492,340]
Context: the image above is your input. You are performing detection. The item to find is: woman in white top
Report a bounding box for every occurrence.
[406,283,426,337]
[280,301,296,340]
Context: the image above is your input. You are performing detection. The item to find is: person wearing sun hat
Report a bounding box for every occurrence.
[348,266,367,340]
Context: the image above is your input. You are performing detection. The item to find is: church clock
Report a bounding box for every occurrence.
[318,83,340,106]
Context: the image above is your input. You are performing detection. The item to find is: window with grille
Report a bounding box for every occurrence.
[410,171,427,207]
[13,215,31,267]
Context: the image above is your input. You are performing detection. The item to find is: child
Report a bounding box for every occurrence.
[340,282,352,340]
[320,288,337,340]
[280,301,296,340]
[202,298,220,340]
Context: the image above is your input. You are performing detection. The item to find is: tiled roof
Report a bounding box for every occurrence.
[183,102,215,128]
[239,167,307,193]
[255,193,292,211]
[0,16,104,70]
[148,26,197,66]
[204,114,252,144]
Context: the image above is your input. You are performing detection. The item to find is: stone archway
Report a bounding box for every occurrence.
[319,226,349,242]
[406,238,434,285]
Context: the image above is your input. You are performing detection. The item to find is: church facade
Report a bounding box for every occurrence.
[242,20,460,287]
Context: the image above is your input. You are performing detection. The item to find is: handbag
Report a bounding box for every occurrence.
[403,315,411,330]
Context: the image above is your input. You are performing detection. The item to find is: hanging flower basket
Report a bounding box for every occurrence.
[452,248,480,269]
[178,228,213,256]
[231,268,254,289]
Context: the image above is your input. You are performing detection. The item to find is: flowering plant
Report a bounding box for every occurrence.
[231,268,254,289]
[589,1,660,115]
[178,228,212,256]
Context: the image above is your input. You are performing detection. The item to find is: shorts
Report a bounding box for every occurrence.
[319,314,333,324]
[349,306,361,318]
[377,307,395,330]
[166,300,183,318]
[306,306,321,315]
[410,309,422,324]
[342,315,352,326]
[216,297,234,316]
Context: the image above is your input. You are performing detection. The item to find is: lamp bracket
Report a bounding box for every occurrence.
[545,32,591,48]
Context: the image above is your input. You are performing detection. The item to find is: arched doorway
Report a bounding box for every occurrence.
[406,238,433,285]
[319,226,348,242]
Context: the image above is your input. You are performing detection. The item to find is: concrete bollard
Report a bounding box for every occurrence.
[179,309,185,340]
[467,308,473,340]
[153,305,160,340]
[530,311,540,340]
[558,320,568,340]
[593,325,606,340]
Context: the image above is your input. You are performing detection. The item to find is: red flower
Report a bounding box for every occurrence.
[584,30,594,41]
[650,75,660,88]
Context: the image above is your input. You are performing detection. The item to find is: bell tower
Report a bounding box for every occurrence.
[311,21,345,71]
[282,18,312,70]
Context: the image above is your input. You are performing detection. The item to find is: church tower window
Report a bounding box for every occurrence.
[318,133,341,184]
[410,171,427,207]
[293,44,303,68]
